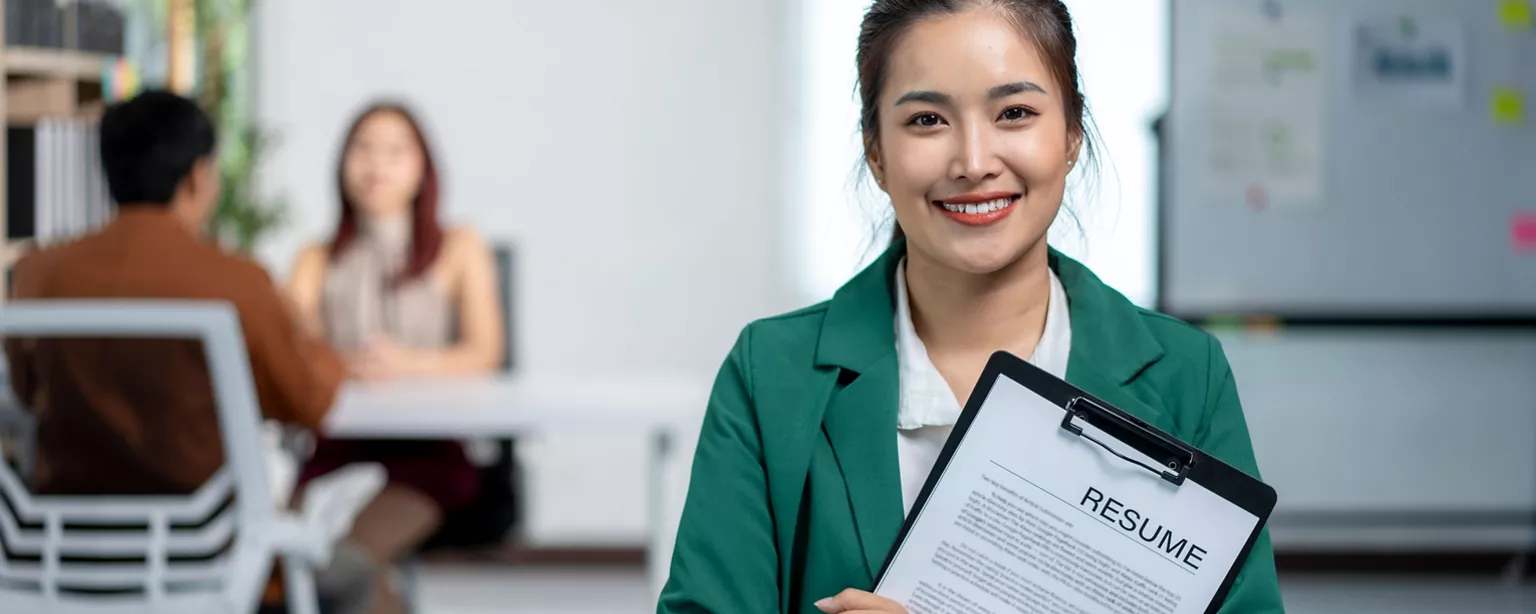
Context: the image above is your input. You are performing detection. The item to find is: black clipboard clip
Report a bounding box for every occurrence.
[1060,396,1196,486]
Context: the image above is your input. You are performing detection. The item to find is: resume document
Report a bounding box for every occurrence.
[875,374,1261,614]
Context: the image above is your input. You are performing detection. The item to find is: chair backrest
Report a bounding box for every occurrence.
[492,243,515,373]
[0,300,276,613]
[459,243,515,470]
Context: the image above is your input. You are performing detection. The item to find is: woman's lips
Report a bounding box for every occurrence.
[932,194,1020,227]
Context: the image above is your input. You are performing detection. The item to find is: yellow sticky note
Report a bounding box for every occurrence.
[1501,0,1534,30]
[1492,87,1526,125]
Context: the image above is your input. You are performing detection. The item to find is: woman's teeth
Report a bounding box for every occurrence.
[940,197,1013,214]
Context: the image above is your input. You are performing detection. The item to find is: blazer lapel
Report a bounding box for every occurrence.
[1053,249,1172,427]
[1065,358,1175,431]
[822,353,903,579]
[814,245,907,580]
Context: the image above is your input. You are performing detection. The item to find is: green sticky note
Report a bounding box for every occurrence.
[1501,0,1534,30]
[1492,87,1526,126]
[1201,315,1242,331]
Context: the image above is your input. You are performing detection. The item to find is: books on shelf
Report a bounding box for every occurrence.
[7,119,112,247]
[4,0,126,54]
[5,0,64,49]
[74,1,126,55]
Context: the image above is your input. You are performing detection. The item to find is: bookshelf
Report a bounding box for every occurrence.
[0,0,124,300]
[7,46,113,79]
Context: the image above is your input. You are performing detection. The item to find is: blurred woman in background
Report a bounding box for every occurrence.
[287,101,504,614]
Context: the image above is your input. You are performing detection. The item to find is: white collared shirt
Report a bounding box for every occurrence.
[893,258,1073,513]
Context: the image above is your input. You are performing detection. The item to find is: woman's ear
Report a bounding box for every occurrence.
[865,138,887,192]
[1066,132,1083,171]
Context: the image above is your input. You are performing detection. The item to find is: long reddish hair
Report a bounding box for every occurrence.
[328,102,445,281]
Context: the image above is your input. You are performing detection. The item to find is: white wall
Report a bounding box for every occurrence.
[791,0,879,304]
[254,0,795,544]
[1051,0,1163,307]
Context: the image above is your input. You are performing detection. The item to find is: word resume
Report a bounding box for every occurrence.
[875,375,1260,614]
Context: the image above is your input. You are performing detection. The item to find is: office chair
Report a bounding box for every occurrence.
[421,243,523,550]
[0,300,384,614]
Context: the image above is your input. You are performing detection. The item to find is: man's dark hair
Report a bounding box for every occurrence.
[99,90,217,206]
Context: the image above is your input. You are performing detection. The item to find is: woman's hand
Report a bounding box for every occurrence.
[347,336,419,381]
[814,589,909,614]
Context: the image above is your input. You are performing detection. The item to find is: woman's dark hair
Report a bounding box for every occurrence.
[328,101,445,281]
[855,0,1096,241]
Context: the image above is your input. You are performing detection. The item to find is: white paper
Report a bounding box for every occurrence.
[875,375,1260,614]
[1199,4,1330,208]
[1349,16,1467,109]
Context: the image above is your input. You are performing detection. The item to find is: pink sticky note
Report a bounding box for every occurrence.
[1512,213,1536,252]
[1245,183,1269,212]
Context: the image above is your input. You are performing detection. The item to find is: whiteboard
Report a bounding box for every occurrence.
[1163,0,1536,318]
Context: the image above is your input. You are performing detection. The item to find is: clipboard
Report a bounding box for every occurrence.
[873,351,1277,614]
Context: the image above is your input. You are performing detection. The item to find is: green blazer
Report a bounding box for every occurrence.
[658,242,1284,614]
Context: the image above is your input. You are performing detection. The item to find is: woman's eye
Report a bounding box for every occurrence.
[908,113,944,127]
[1000,107,1036,122]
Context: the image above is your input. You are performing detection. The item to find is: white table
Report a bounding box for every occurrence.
[324,373,710,596]
[0,365,708,595]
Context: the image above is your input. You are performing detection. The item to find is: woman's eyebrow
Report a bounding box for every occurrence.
[989,81,1047,99]
[893,81,1048,107]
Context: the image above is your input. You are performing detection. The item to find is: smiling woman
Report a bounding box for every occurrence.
[660,2,1281,614]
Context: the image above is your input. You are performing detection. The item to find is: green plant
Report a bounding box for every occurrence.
[127,0,286,252]
[192,0,287,253]
[209,125,286,253]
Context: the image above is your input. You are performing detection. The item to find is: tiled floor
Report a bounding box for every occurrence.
[418,566,650,614]
[1279,574,1536,613]
[415,566,1536,614]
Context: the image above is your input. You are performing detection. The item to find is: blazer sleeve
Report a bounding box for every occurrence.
[1199,337,1286,614]
[657,328,779,614]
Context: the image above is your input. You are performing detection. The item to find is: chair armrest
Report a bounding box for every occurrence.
[273,462,386,567]
[264,422,299,509]
[270,514,332,565]
[301,462,386,543]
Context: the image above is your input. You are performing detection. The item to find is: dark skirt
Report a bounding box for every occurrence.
[297,438,482,513]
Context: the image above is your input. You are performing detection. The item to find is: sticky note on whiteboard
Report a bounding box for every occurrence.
[1492,87,1526,125]
[1511,213,1536,252]
[1499,0,1533,30]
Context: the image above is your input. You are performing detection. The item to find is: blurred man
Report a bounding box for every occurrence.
[1,90,368,614]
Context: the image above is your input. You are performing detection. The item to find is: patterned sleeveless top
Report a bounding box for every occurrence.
[320,215,455,351]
